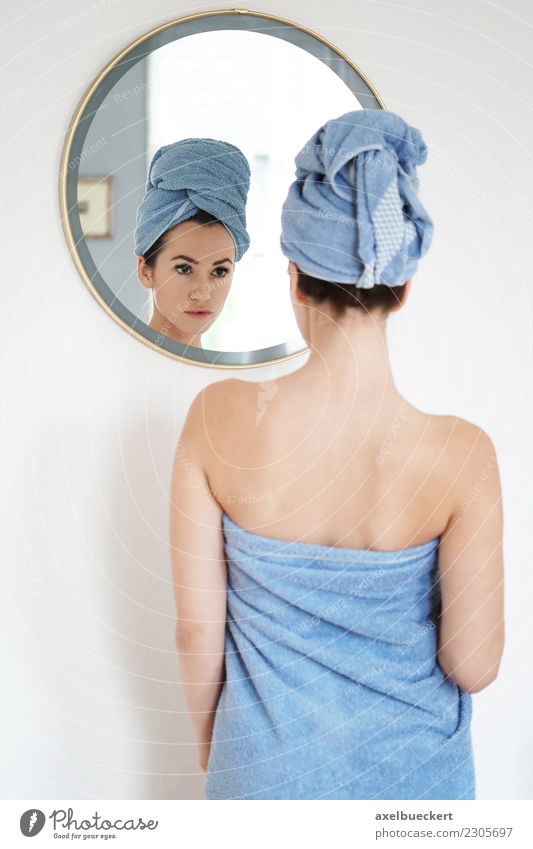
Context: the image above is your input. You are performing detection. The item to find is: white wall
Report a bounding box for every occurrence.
[1,0,532,800]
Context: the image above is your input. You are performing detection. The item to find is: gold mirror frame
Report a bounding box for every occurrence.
[59,8,386,369]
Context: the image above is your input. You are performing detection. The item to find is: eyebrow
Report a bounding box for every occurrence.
[169,254,233,266]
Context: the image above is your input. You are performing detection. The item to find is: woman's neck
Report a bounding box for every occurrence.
[300,309,401,405]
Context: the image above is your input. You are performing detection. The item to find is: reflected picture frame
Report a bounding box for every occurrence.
[77,176,113,239]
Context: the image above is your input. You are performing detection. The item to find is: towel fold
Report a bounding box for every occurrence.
[280,109,434,287]
[134,138,251,260]
[205,512,475,800]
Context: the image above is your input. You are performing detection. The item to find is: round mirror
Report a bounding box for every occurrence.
[60,9,385,367]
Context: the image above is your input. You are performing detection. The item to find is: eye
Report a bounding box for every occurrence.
[174,264,193,275]
[212,266,231,278]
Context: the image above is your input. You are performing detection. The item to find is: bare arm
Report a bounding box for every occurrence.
[437,425,505,693]
[169,388,227,772]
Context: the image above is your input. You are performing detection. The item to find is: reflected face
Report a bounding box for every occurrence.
[137,218,236,347]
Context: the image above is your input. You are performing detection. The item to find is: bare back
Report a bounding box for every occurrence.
[173,363,504,692]
[201,373,476,551]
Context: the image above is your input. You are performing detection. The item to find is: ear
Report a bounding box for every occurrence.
[288,260,307,304]
[390,278,411,311]
[137,255,154,289]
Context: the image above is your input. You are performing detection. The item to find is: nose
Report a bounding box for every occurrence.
[188,288,210,306]
[188,275,215,304]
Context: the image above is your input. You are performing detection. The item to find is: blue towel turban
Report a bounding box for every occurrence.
[134,138,251,261]
[280,109,434,287]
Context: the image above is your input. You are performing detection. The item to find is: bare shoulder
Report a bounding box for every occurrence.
[431,414,500,513]
[181,378,255,450]
[418,409,493,451]
[186,378,245,415]
[438,414,497,465]
[201,377,271,420]
[198,377,255,416]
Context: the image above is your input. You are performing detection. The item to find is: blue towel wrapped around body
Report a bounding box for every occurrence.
[205,512,475,800]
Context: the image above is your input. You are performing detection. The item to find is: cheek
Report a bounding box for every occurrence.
[211,273,233,300]
[153,269,189,295]
[151,266,171,286]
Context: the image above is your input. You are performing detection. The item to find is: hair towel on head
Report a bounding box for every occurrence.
[134,138,251,261]
[280,109,433,287]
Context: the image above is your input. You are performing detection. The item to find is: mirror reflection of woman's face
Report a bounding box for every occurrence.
[137,218,236,347]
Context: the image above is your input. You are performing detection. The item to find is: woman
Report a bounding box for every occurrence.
[134,138,250,348]
[169,110,505,799]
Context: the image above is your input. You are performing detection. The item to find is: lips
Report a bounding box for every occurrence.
[185,310,212,316]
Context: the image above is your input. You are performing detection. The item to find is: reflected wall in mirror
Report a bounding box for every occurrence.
[60,10,385,367]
